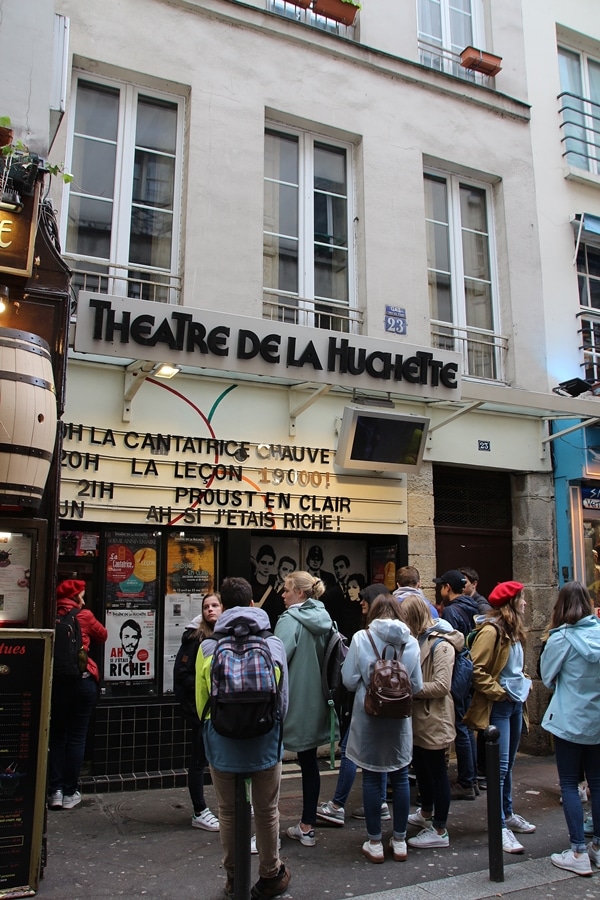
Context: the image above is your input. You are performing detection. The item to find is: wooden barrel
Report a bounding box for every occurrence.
[0,328,57,509]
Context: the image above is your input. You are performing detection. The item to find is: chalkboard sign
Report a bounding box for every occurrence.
[0,630,53,897]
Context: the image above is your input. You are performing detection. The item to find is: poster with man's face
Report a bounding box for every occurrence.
[104,609,155,681]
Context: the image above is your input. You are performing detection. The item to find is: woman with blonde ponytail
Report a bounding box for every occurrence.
[275,570,335,847]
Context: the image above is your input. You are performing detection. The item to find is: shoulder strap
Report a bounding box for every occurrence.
[455,602,473,632]
[366,630,381,659]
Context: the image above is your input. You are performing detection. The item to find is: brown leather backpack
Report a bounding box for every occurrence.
[363,630,413,719]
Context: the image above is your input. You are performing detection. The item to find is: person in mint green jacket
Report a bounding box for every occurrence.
[275,570,334,848]
[541,581,600,877]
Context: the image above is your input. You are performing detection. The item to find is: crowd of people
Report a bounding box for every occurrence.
[48,563,600,897]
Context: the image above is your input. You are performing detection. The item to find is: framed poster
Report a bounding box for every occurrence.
[104,531,159,607]
[0,533,32,627]
[104,609,156,682]
[0,629,53,897]
[166,534,214,596]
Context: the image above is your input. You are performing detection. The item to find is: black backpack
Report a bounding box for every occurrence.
[173,629,201,722]
[321,623,353,767]
[54,608,87,677]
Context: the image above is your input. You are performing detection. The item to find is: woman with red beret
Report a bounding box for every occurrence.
[48,579,107,811]
[463,581,534,854]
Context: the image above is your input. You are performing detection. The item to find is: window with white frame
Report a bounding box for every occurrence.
[424,171,502,380]
[263,126,357,332]
[577,241,600,380]
[417,0,481,77]
[64,74,183,304]
[558,45,600,175]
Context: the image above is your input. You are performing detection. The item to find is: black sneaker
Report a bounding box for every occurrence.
[251,864,291,899]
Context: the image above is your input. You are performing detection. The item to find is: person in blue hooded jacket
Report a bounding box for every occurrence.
[541,581,600,878]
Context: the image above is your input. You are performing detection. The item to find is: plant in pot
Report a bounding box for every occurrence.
[0,115,73,199]
[313,0,361,26]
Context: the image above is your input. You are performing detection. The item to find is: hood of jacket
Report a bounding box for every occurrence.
[368,616,412,647]
[449,593,479,619]
[549,615,600,663]
[394,585,426,603]
[422,617,465,651]
[285,598,332,637]
[211,605,271,637]
[185,613,203,630]
[57,597,80,616]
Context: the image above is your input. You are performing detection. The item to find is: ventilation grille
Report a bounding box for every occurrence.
[433,466,511,529]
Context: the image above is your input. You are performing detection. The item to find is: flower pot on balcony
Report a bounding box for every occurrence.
[460,46,502,77]
[294,0,313,7]
[0,127,14,150]
[314,0,360,26]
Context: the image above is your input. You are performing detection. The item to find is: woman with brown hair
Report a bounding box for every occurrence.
[463,581,534,854]
[398,594,463,849]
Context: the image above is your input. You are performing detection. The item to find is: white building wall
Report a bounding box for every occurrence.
[523,0,600,390]
[52,0,547,391]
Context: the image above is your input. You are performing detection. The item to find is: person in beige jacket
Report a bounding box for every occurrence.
[398,595,464,850]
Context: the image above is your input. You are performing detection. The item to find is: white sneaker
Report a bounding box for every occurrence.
[361,840,384,863]
[390,836,407,860]
[407,826,449,849]
[587,842,600,868]
[251,833,282,855]
[584,813,594,836]
[505,813,536,834]
[191,807,220,831]
[286,823,316,846]
[408,807,433,829]
[48,791,63,810]
[381,801,391,821]
[551,849,593,876]
[502,827,524,854]
[62,791,82,810]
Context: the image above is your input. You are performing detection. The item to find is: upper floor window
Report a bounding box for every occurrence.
[417,0,481,78]
[424,171,505,380]
[63,75,184,304]
[577,240,600,380]
[558,46,600,175]
[263,126,359,332]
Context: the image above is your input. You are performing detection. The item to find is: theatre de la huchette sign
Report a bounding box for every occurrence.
[74,293,462,399]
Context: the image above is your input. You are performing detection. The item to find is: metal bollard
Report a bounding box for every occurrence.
[234,773,252,900]
[484,725,504,883]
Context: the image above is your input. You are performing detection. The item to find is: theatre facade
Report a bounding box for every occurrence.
[56,293,564,787]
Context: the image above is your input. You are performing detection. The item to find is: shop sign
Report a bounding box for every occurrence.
[582,487,600,510]
[0,184,40,277]
[74,293,462,399]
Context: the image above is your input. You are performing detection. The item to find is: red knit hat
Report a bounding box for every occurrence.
[488,581,524,607]
[56,579,86,601]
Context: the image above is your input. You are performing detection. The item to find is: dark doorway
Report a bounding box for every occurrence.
[433,466,512,601]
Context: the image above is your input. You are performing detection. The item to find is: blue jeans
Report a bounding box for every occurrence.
[489,698,523,826]
[332,728,387,807]
[554,736,600,852]
[48,674,98,795]
[454,709,477,787]
[363,766,409,840]
[188,720,208,814]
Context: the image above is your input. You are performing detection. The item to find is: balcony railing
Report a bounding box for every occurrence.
[558,91,600,176]
[266,0,357,36]
[65,256,182,316]
[430,319,508,382]
[417,39,495,86]
[263,290,363,332]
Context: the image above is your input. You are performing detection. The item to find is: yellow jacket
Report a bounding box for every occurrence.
[462,622,509,731]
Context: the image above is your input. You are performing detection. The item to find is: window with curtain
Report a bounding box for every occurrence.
[558,45,600,174]
[64,75,183,304]
[424,171,499,379]
[263,126,357,332]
